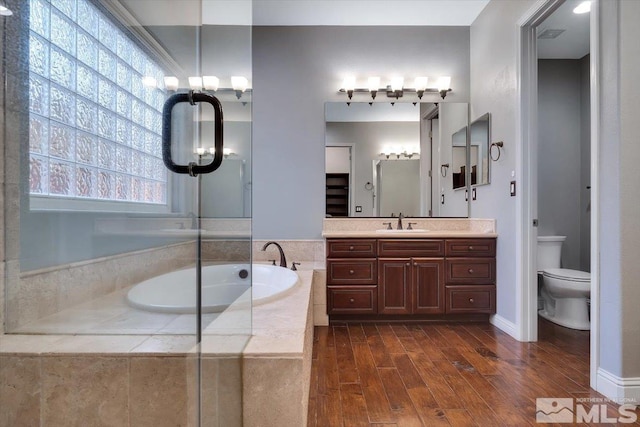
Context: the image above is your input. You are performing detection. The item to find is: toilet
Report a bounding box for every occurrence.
[537,236,591,330]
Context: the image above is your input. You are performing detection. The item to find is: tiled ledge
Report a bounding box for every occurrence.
[0,262,318,358]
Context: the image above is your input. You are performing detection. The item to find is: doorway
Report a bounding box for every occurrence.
[517,0,599,388]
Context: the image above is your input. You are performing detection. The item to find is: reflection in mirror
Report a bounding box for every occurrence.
[469,113,491,186]
[451,126,467,190]
[325,102,469,218]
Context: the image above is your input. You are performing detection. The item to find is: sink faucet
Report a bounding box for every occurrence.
[397,213,404,230]
[261,241,287,268]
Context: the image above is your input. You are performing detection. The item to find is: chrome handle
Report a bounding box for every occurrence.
[406,262,410,266]
[469,298,474,303]
[349,270,355,275]
[468,269,474,274]
[349,246,355,251]
[349,298,355,303]
[468,246,474,250]
[268,259,276,266]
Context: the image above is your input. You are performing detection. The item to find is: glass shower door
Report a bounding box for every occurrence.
[2,0,252,425]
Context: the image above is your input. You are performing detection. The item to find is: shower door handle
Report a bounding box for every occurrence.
[162,91,224,176]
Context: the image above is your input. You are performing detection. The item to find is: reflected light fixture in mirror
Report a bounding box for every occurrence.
[203,76,220,91]
[414,76,429,99]
[368,76,381,102]
[573,1,591,14]
[231,76,249,99]
[437,76,452,99]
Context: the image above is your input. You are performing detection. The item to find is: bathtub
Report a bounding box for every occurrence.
[126,264,299,314]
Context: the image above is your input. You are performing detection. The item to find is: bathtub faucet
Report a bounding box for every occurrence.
[187,212,198,229]
[261,241,287,268]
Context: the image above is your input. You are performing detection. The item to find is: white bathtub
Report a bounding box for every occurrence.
[126,264,299,314]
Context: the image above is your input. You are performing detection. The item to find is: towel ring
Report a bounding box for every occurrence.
[440,163,450,177]
[490,141,504,161]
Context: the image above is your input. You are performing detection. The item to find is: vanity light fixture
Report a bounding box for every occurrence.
[231,76,249,99]
[339,75,453,103]
[166,76,252,102]
[573,1,591,14]
[414,76,429,99]
[368,76,381,104]
[441,163,450,177]
[437,76,452,99]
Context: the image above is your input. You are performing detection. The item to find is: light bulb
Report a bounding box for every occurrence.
[188,77,203,90]
[391,77,404,92]
[437,76,451,91]
[342,76,356,91]
[196,147,205,155]
[231,76,249,92]
[0,5,13,16]
[163,76,179,91]
[203,76,219,91]
[573,1,591,14]
[414,76,429,91]
[368,76,381,92]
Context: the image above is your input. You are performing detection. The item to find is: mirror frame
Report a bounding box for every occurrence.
[469,112,491,187]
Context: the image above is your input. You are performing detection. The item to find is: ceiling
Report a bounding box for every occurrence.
[537,0,590,59]
[120,0,490,26]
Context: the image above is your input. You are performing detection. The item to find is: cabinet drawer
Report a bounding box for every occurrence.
[446,286,495,313]
[327,259,377,285]
[445,258,496,284]
[445,239,496,257]
[378,239,444,257]
[328,286,377,314]
[327,239,377,258]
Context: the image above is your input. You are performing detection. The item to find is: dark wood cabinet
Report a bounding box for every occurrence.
[326,237,496,320]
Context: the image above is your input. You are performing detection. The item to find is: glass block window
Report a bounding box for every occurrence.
[28,0,167,205]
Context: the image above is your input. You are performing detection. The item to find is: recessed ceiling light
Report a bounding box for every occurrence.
[538,29,566,39]
[573,1,591,14]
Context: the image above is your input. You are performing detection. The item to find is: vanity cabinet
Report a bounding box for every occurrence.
[326,237,496,320]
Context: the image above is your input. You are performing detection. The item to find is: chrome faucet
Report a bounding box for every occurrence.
[261,241,287,268]
[397,213,404,230]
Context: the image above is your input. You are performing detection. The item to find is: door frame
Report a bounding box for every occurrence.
[516,0,600,388]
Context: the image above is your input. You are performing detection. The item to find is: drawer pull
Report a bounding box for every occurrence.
[469,298,474,303]
[406,262,410,266]
[349,270,355,275]
[349,298,355,303]
[349,246,355,251]
[469,246,474,250]
[468,268,474,274]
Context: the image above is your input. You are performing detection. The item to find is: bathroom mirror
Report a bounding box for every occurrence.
[451,126,467,190]
[325,102,469,217]
[469,112,491,186]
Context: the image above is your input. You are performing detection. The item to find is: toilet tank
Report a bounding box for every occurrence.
[537,236,566,272]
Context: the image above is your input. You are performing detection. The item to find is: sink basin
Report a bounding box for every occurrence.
[376,229,428,233]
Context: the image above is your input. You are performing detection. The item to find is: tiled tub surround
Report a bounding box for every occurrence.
[0,263,317,427]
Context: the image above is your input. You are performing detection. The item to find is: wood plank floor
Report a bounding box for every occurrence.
[307,319,640,426]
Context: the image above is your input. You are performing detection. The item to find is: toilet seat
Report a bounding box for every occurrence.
[543,268,590,282]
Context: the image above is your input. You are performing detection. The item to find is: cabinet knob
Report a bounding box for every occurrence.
[469,298,474,303]
[349,246,355,251]
[349,270,355,275]
[406,262,410,267]
[349,298,355,303]
[469,246,474,250]
[468,268,474,274]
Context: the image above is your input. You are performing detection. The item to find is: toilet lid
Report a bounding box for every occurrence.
[543,268,590,282]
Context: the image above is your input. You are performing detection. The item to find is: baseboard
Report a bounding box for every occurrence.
[489,314,519,339]
[596,368,640,403]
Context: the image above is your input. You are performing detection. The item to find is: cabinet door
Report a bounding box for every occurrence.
[378,259,411,314]
[412,258,445,314]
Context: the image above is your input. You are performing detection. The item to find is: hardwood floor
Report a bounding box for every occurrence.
[307,319,640,426]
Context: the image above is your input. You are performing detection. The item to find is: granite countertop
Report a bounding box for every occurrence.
[322,230,498,238]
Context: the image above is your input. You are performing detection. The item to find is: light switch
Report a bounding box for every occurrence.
[510,181,516,196]
[355,206,362,213]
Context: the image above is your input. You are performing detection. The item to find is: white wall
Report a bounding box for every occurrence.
[469,0,536,325]
[438,103,469,217]
[252,26,470,238]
